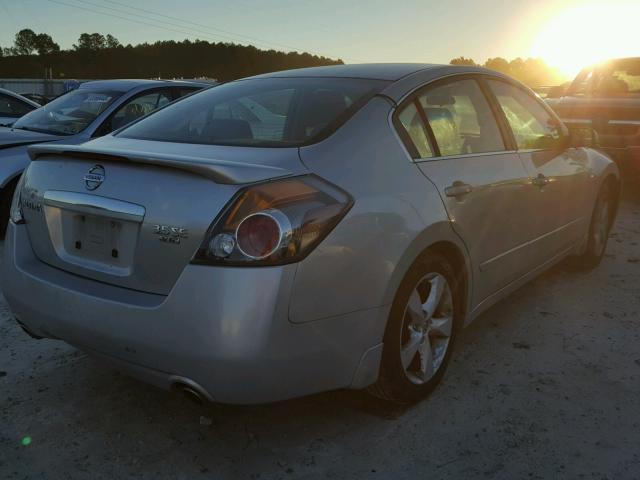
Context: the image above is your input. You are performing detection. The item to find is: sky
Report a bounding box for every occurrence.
[0,0,637,78]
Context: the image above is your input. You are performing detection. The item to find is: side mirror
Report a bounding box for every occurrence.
[566,126,598,149]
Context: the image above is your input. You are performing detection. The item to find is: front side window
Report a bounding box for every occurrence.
[12,89,121,135]
[0,94,35,118]
[417,79,505,156]
[118,78,389,147]
[488,80,564,150]
[109,91,172,131]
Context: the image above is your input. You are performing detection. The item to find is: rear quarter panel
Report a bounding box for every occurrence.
[293,96,470,326]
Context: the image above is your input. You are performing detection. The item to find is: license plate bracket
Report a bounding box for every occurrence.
[73,214,123,260]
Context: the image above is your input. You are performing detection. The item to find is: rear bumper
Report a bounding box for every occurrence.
[1,223,385,404]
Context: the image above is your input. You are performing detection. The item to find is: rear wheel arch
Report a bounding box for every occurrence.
[425,241,469,319]
[370,243,468,403]
[384,229,471,323]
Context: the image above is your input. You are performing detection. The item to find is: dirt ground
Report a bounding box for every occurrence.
[1,194,639,480]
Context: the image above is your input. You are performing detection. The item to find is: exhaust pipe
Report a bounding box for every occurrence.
[170,377,212,404]
[177,384,205,404]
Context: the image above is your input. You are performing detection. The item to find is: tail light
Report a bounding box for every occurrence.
[192,175,353,266]
[9,174,26,225]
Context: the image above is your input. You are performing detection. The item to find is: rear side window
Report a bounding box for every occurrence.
[417,79,505,156]
[595,59,640,95]
[396,102,434,158]
[119,78,389,147]
[488,80,564,150]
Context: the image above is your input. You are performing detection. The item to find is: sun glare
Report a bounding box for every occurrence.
[531,1,638,79]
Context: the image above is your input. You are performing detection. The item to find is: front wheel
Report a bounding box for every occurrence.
[569,181,615,271]
[369,253,461,404]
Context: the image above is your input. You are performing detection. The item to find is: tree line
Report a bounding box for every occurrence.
[0,29,565,86]
[0,29,342,81]
[449,56,565,86]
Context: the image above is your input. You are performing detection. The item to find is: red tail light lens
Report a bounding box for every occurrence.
[192,175,352,266]
[236,212,282,259]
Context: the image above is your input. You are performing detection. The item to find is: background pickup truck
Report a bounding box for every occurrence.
[547,57,640,180]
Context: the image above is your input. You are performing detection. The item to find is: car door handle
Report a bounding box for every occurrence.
[445,181,473,198]
[532,174,550,187]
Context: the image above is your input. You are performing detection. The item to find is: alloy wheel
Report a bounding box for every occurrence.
[400,272,453,385]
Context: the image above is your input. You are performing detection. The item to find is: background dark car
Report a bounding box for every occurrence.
[0,87,40,127]
[547,57,640,180]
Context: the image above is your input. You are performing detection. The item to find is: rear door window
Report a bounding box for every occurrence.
[417,79,505,156]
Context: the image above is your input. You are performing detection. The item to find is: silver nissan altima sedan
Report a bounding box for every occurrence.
[2,64,620,405]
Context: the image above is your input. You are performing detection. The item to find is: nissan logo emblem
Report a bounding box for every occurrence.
[84,165,105,191]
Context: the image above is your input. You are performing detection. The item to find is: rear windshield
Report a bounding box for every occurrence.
[118,77,389,147]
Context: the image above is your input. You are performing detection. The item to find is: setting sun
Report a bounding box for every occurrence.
[531,1,639,79]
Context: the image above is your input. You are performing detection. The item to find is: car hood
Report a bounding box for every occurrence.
[0,127,62,150]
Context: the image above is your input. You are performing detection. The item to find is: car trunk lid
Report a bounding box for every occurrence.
[21,138,306,295]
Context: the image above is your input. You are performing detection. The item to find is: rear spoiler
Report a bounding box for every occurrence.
[27,143,292,185]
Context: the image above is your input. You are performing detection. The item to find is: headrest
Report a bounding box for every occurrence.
[205,118,253,141]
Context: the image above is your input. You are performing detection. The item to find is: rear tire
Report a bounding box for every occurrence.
[0,181,17,239]
[568,181,615,271]
[369,252,461,404]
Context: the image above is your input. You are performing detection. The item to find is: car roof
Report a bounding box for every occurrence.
[78,79,210,92]
[248,63,445,81]
[246,63,513,102]
[246,63,505,81]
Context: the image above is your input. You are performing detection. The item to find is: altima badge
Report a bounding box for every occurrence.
[84,165,105,191]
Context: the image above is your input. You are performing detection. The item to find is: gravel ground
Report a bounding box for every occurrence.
[1,194,639,480]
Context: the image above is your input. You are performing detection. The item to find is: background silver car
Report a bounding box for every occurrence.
[2,64,620,405]
[0,87,40,127]
[0,79,208,237]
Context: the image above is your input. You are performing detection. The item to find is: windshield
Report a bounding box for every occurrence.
[12,89,122,135]
[118,77,389,147]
